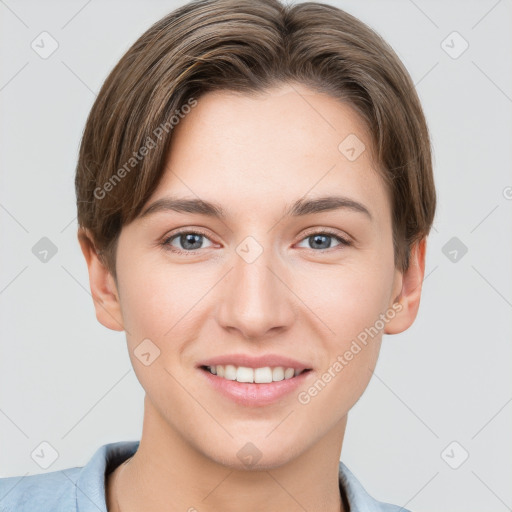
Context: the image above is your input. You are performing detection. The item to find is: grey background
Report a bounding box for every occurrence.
[1,1,511,511]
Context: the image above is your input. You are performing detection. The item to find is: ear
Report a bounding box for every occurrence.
[77,228,125,332]
[384,238,427,335]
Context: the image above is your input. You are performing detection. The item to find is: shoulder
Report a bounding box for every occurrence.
[0,466,81,512]
[338,460,413,512]
[0,440,139,512]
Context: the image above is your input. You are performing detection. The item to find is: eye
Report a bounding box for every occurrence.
[161,228,352,256]
[162,229,214,254]
[296,230,352,251]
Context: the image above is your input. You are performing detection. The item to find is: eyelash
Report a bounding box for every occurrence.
[161,228,352,255]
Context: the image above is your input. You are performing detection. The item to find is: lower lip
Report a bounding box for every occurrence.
[198,367,313,407]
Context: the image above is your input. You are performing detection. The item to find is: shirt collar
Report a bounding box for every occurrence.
[76,440,139,511]
[76,440,391,512]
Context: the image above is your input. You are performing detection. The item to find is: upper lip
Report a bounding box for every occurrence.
[197,354,312,372]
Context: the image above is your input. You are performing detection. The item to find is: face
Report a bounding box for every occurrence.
[85,83,421,470]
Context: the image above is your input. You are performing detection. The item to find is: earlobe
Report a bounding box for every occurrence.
[77,228,125,332]
[384,238,427,335]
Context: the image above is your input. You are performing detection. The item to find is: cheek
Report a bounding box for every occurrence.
[117,247,184,326]
[300,259,392,342]
[118,274,167,338]
[117,260,196,414]
[311,259,393,403]
[295,268,389,418]
[117,255,217,367]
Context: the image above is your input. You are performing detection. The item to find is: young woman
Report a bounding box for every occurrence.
[0,1,436,510]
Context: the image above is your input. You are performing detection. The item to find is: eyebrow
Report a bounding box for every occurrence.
[139,194,373,221]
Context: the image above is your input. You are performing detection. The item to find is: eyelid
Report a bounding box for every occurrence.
[299,226,352,243]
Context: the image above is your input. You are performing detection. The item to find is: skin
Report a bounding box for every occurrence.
[79,82,426,512]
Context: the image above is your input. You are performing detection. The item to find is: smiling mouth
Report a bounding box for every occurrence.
[200,365,312,384]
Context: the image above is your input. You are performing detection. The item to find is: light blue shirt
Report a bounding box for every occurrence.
[0,440,411,511]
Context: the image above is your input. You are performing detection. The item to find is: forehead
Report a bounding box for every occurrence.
[145,83,391,226]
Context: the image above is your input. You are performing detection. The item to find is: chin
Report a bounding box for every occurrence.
[201,435,305,472]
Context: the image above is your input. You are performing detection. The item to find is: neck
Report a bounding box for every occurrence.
[107,396,348,512]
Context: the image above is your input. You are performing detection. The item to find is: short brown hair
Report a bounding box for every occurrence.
[75,0,436,282]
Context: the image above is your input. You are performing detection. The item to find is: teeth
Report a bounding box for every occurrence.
[273,367,284,381]
[205,365,306,383]
[224,364,237,381]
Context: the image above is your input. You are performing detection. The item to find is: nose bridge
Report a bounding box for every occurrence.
[216,235,294,339]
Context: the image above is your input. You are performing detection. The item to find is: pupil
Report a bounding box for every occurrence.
[182,233,202,250]
[312,234,330,249]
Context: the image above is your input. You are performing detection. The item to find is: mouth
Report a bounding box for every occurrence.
[198,363,313,407]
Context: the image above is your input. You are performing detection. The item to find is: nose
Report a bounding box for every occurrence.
[215,243,296,341]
